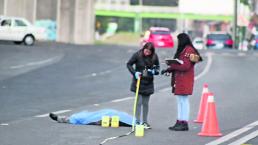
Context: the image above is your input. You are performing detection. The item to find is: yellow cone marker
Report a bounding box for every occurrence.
[111,116,119,128]
[101,116,110,127]
[135,125,144,137]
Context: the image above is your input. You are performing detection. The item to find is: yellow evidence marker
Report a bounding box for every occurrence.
[135,125,144,137]
[101,116,110,127]
[111,116,119,128]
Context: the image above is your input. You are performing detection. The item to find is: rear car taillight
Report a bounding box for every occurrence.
[206,39,214,45]
[225,39,233,45]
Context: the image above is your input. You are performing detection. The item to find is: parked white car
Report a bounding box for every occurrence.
[0,16,46,45]
[193,37,204,50]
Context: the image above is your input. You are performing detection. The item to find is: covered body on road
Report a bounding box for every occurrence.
[66,109,134,126]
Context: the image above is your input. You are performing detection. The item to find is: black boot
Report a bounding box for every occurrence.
[168,120,181,130]
[49,113,58,121]
[173,121,189,131]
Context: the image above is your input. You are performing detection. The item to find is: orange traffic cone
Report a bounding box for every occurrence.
[198,93,222,137]
[194,83,209,123]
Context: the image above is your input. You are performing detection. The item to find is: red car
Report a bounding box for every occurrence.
[141,27,174,48]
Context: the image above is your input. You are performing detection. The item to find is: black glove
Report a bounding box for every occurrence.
[161,69,168,75]
[154,69,159,75]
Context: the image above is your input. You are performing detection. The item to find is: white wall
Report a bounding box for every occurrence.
[0,0,4,15]
[3,0,36,23]
[179,0,234,15]
[57,0,95,44]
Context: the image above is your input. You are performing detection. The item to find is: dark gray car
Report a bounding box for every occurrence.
[206,32,233,49]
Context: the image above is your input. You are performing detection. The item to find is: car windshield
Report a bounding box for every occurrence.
[152,31,170,35]
[207,34,231,40]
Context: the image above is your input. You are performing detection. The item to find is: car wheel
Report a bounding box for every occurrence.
[23,35,35,46]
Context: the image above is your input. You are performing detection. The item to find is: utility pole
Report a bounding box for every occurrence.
[233,0,238,49]
[254,0,258,14]
[139,0,143,33]
[134,0,143,33]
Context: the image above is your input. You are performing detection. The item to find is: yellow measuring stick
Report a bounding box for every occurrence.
[132,77,141,131]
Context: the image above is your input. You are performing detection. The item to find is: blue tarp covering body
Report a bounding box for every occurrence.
[69,109,134,126]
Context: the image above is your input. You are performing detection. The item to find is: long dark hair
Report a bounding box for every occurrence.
[174,33,202,61]
[140,42,156,67]
[141,42,155,57]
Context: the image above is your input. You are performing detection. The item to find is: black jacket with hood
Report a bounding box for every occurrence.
[127,49,159,96]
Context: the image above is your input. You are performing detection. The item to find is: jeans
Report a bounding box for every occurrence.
[176,95,190,121]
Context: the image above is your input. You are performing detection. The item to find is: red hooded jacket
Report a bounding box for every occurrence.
[167,45,197,95]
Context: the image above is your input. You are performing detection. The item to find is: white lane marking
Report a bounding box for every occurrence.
[91,73,97,77]
[99,70,111,75]
[159,52,213,93]
[94,104,100,106]
[228,130,258,145]
[206,120,258,145]
[26,56,59,66]
[35,110,71,118]
[195,52,212,80]
[9,56,62,69]
[0,123,9,126]
[221,53,232,56]
[159,87,171,92]
[238,52,246,57]
[77,66,122,79]
[10,65,26,69]
[111,97,133,103]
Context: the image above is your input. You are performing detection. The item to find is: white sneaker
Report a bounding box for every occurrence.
[142,122,151,129]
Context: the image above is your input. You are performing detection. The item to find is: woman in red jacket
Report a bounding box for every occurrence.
[162,33,202,131]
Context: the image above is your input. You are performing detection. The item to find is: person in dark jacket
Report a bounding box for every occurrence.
[127,42,160,129]
[161,33,202,131]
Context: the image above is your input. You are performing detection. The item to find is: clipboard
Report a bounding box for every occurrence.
[165,58,183,65]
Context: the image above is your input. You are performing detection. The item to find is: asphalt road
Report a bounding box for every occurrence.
[0,42,178,123]
[0,42,258,145]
